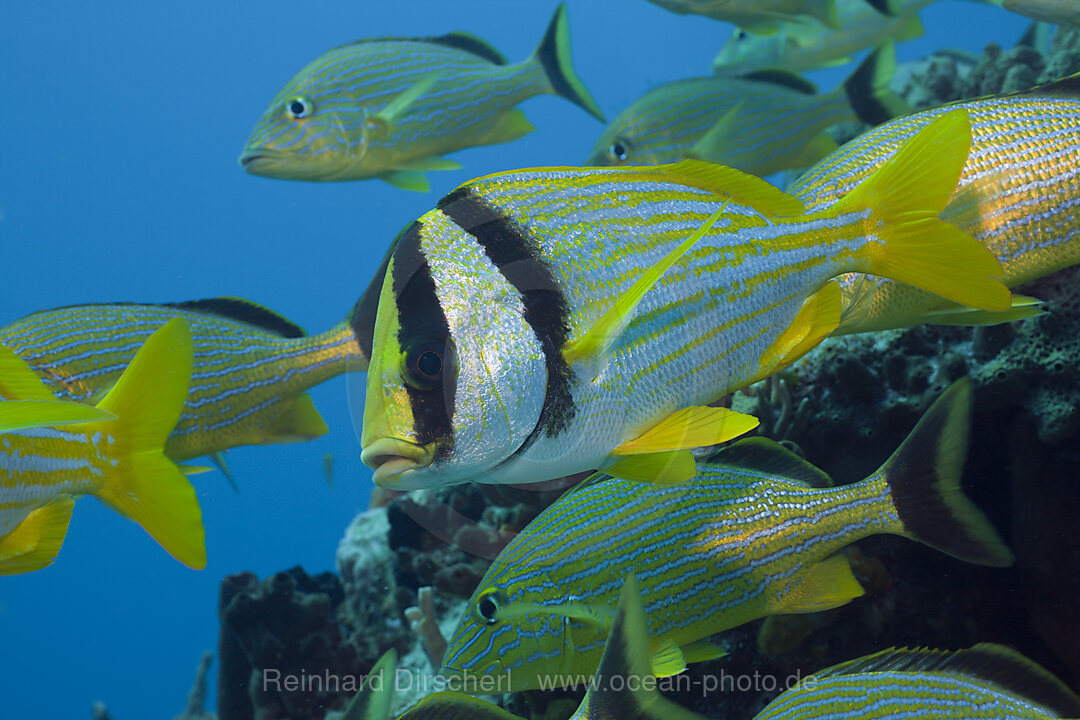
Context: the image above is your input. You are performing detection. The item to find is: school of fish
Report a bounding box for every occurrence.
[5,0,1080,717]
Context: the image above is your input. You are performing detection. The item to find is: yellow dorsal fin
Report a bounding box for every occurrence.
[564,204,729,365]
[606,450,697,485]
[613,406,760,456]
[773,552,865,614]
[650,638,687,677]
[666,159,805,217]
[0,344,55,400]
[760,280,842,372]
[373,73,441,131]
[0,497,75,575]
[835,109,1009,312]
[0,400,115,433]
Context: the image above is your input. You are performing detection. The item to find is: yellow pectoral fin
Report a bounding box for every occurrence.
[687,104,746,165]
[681,638,728,664]
[0,400,115,433]
[564,205,729,366]
[606,450,697,484]
[760,280,842,374]
[613,406,761,456]
[774,553,865,614]
[650,638,688,677]
[0,497,75,575]
[0,344,55,400]
[373,72,442,130]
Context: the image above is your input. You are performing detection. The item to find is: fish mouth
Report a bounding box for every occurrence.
[361,437,437,486]
[237,148,279,174]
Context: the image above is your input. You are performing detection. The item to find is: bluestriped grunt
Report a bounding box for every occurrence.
[0,297,366,463]
[646,0,842,34]
[361,110,1009,490]
[239,4,604,191]
[754,644,1080,720]
[586,42,907,176]
[791,73,1080,333]
[712,0,929,76]
[442,379,1013,690]
[0,319,204,574]
[1003,0,1080,26]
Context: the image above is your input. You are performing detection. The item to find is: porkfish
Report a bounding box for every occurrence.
[442,379,1013,691]
[712,0,930,76]
[0,319,205,574]
[754,644,1080,720]
[586,41,908,177]
[361,109,1009,490]
[239,4,604,191]
[791,73,1080,334]
[0,297,368,464]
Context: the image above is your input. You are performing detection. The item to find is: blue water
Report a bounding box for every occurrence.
[1,1,1023,717]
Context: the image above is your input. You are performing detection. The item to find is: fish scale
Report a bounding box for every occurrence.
[790,77,1080,333]
[0,303,363,462]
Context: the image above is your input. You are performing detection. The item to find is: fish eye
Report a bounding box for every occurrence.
[286,96,312,119]
[609,138,631,162]
[736,29,749,41]
[402,341,451,391]
[474,589,503,625]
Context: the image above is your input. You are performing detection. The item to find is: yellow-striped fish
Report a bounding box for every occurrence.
[239,4,604,191]
[586,42,908,176]
[646,0,843,34]
[0,298,367,464]
[1004,0,1080,26]
[754,644,1080,720]
[442,380,1013,690]
[361,109,1008,490]
[711,0,929,76]
[0,319,205,574]
[791,73,1080,333]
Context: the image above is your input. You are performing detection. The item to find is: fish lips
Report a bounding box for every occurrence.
[361,437,437,488]
[238,148,274,175]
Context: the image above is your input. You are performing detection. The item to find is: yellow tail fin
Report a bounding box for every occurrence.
[92,319,207,570]
[836,109,1010,313]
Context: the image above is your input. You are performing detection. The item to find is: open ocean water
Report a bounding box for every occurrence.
[2,1,1023,717]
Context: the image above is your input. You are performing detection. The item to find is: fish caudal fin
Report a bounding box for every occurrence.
[0,497,75,575]
[573,576,706,720]
[876,378,1014,567]
[838,109,1010,313]
[534,3,606,121]
[93,319,207,570]
[843,40,911,126]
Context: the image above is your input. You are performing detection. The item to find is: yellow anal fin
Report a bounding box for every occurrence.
[919,293,1044,326]
[485,108,535,144]
[267,393,329,443]
[397,156,463,173]
[606,450,696,485]
[774,552,865,614]
[761,280,842,372]
[835,109,1009,312]
[666,158,806,217]
[0,344,54,400]
[564,204,728,365]
[180,464,214,475]
[613,406,760,455]
[372,73,441,131]
[381,170,430,192]
[0,399,115,433]
[0,497,75,575]
[650,638,687,677]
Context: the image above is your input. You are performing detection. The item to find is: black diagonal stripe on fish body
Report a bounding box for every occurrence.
[351,228,403,360]
[390,220,455,455]
[437,187,575,443]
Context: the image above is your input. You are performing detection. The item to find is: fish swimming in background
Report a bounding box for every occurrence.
[0,319,205,574]
[442,379,1013,690]
[586,42,908,176]
[361,109,1009,490]
[0,297,368,465]
[711,0,930,76]
[753,644,1080,720]
[645,0,845,34]
[1003,0,1080,26]
[239,3,604,191]
[790,73,1080,334]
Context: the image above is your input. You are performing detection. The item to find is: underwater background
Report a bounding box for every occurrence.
[0,1,1037,717]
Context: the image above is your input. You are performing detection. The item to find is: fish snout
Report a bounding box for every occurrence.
[361,437,436,486]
